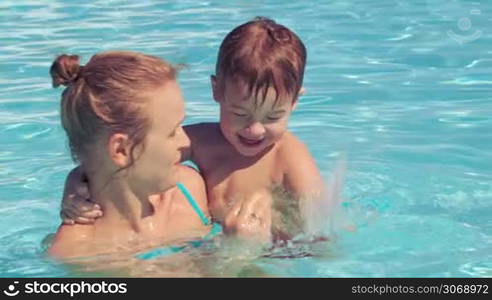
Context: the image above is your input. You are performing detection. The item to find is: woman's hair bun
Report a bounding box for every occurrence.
[50,54,82,88]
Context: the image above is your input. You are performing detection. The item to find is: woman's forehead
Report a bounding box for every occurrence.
[148,81,185,126]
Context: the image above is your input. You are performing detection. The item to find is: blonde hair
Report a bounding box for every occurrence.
[50,51,177,166]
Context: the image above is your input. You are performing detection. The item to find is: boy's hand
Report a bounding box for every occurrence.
[223,191,272,242]
[60,167,102,225]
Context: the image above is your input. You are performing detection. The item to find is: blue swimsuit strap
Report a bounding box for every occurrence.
[176,182,210,226]
[176,182,222,241]
[135,183,221,260]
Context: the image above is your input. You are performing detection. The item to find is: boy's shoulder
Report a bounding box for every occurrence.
[183,122,231,163]
[276,131,316,170]
[183,122,224,144]
[184,122,220,133]
[278,131,308,155]
[276,131,323,196]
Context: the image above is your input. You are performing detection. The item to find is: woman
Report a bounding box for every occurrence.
[48,51,212,259]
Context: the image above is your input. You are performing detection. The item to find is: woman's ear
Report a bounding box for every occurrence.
[211,75,222,103]
[107,133,131,168]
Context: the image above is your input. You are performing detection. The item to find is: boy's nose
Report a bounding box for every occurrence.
[244,122,266,137]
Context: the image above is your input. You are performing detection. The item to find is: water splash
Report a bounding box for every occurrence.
[302,155,352,238]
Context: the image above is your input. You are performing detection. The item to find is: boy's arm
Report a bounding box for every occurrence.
[273,133,325,239]
[280,133,324,199]
[61,166,102,224]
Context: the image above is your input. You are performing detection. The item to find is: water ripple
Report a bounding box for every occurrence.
[0,0,491,277]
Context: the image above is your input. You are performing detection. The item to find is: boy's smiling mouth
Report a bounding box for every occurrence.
[238,135,265,147]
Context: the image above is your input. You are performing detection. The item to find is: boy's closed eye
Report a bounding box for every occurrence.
[266,115,282,121]
[266,111,286,121]
[232,112,248,117]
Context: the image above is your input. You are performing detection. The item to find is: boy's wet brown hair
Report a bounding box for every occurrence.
[50,51,177,167]
[216,17,307,106]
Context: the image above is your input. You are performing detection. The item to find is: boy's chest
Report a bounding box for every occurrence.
[199,151,283,222]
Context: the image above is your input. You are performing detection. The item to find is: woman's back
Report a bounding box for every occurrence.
[49,165,211,259]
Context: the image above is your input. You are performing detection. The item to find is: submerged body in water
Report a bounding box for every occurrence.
[43,156,349,277]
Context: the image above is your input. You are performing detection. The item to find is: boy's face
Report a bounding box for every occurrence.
[212,76,298,157]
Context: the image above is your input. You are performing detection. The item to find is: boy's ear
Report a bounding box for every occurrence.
[211,75,222,103]
[107,133,132,168]
[291,99,298,111]
[299,86,306,96]
[291,87,305,111]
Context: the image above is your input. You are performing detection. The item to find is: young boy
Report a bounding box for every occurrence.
[61,17,324,241]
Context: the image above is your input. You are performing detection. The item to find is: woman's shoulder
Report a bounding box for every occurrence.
[47,224,94,259]
[175,166,209,213]
[176,166,206,198]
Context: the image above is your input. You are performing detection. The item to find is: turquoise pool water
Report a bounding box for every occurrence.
[0,0,491,277]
